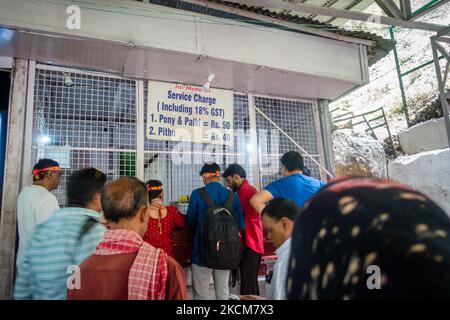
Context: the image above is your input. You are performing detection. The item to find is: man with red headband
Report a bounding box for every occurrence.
[16,158,61,265]
[186,162,245,300]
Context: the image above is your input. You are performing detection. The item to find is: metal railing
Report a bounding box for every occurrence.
[331,107,394,149]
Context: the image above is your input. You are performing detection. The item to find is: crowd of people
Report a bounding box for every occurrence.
[12,150,450,300]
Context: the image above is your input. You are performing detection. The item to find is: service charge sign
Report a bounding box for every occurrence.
[147,81,234,146]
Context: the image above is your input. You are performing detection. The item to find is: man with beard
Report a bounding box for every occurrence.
[223,164,264,296]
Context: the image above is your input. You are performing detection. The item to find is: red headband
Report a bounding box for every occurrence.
[146,185,163,192]
[202,171,221,178]
[32,166,61,176]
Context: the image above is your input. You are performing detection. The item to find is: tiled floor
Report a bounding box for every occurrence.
[184,267,268,300]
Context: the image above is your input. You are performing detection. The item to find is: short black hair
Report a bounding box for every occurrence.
[102,177,148,223]
[222,164,246,179]
[33,158,60,181]
[67,168,107,207]
[145,179,163,201]
[199,162,221,175]
[262,198,300,222]
[281,151,304,172]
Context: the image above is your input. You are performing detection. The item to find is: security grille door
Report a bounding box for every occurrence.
[31,65,137,206]
[27,64,324,208]
[253,96,321,188]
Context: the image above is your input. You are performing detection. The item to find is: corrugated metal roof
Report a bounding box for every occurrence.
[204,0,394,65]
[141,0,394,65]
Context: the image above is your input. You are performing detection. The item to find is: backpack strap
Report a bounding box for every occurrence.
[199,187,216,208]
[224,190,234,209]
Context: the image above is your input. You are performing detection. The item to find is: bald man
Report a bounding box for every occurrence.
[68,177,187,300]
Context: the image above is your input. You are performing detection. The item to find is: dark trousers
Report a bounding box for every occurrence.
[240,246,262,295]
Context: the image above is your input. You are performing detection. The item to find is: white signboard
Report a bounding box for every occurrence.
[147,81,234,146]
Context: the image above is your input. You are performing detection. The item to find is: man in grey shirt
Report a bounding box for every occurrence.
[241,198,300,300]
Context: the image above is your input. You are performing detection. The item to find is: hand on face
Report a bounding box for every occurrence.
[150,198,163,209]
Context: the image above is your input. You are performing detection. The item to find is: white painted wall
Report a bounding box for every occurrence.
[0,0,368,85]
[398,118,449,154]
[388,148,450,216]
[0,56,11,68]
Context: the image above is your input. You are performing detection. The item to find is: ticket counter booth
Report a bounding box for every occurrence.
[0,0,393,298]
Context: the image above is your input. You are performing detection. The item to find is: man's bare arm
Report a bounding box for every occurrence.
[250,190,274,214]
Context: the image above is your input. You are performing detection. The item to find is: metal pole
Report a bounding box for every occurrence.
[382,107,394,149]
[247,94,262,190]
[390,26,411,127]
[362,115,377,139]
[401,56,444,77]
[0,59,29,300]
[135,80,145,181]
[318,99,336,178]
[410,0,449,20]
[431,37,450,149]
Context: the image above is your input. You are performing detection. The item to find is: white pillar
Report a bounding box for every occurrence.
[0,59,28,299]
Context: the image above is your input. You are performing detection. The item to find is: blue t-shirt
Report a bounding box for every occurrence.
[264,173,326,208]
[186,182,245,267]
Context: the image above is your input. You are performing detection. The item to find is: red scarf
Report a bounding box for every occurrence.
[94,229,167,300]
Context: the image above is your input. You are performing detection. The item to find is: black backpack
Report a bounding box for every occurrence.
[198,188,242,270]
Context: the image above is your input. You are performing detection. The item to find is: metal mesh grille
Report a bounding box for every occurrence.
[32,67,137,206]
[253,96,320,187]
[30,65,323,207]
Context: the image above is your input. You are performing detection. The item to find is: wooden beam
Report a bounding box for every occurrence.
[182,0,375,46]
[0,59,28,300]
[214,0,447,31]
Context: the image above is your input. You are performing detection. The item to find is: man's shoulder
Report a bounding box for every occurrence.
[205,182,230,196]
[188,188,201,202]
[18,186,32,197]
[81,251,136,271]
[35,189,59,206]
[240,181,257,193]
[303,175,326,188]
[34,210,102,237]
[166,255,183,271]
[18,186,50,201]
[285,174,321,187]
[265,176,285,189]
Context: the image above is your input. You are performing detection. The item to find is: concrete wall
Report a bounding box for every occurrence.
[0,0,368,86]
[388,148,450,216]
[398,118,449,154]
[0,56,11,69]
